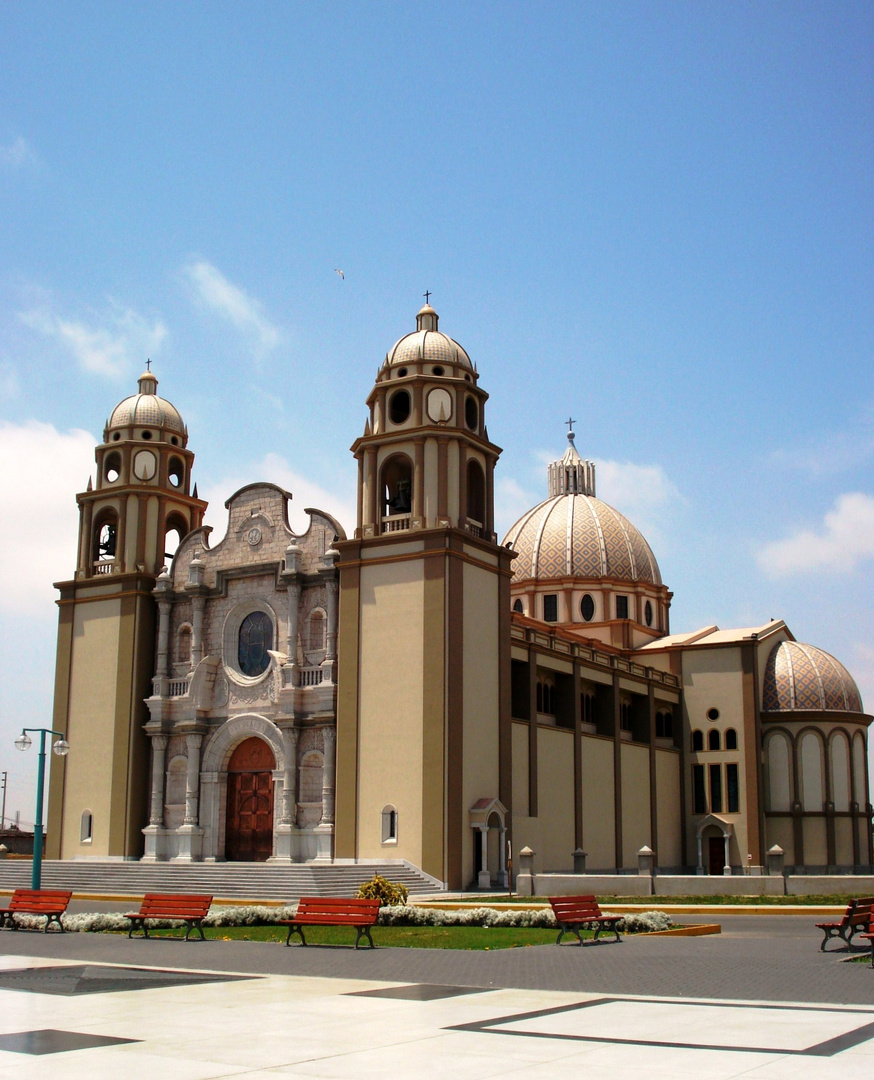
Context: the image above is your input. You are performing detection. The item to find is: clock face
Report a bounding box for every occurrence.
[427,387,453,423]
[133,449,157,481]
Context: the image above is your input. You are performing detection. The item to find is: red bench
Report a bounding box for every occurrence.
[815,897,874,952]
[124,893,213,941]
[0,888,72,933]
[279,897,381,949]
[859,925,874,968]
[548,895,622,945]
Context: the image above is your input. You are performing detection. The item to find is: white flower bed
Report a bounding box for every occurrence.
[9,903,671,934]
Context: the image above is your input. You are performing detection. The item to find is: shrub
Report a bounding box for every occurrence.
[357,874,409,907]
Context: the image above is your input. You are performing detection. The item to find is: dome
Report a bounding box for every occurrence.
[504,493,662,585]
[762,640,864,713]
[107,370,186,437]
[384,304,473,372]
[502,431,662,586]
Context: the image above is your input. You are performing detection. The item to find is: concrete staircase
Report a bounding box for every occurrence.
[0,860,443,902]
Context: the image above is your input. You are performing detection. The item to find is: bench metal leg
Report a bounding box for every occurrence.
[185,921,206,942]
[555,924,583,946]
[354,926,375,949]
[285,924,306,947]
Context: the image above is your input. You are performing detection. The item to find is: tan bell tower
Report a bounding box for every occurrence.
[335,304,514,889]
[47,369,206,859]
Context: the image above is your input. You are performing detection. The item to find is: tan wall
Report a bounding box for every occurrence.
[621,742,650,866]
[355,559,426,867]
[655,749,682,866]
[766,816,794,864]
[60,598,122,856]
[581,736,615,869]
[462,562,501,880]
[804,816,828,866]
[834,816,854,866]
[511,721,529,817]
[536,726,575,871]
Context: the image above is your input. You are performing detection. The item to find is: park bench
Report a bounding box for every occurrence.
[124,893,213,941]
[279,897,381,949]
[814,897,874,952]
[0,888,72,933]
[548,894,622,945]
[859,925,874,968]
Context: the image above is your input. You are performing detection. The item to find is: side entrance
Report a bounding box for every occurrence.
[225,737,275,861]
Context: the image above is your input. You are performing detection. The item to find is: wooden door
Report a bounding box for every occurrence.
[225,738,275,862]
[708,836,724,875]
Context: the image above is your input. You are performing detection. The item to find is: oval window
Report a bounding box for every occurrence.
[580,594,595,622]
[645,600,653,626]
[238,611,273,677]
[465,395,478,431]
[389,389,411,425]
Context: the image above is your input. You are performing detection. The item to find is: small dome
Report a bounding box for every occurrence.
[763,640,864,713]
[107,370,186,437]
[504,494,662,585]
[385,305,473,372]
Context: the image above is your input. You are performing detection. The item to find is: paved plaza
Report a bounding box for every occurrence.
[0,914,872,1078]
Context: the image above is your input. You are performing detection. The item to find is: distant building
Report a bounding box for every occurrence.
[47,305,873,884]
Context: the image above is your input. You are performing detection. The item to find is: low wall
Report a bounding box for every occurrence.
[526,873,872,897]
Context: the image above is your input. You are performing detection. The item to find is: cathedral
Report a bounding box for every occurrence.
[46,304,873,889]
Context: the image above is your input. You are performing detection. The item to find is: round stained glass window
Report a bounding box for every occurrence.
[238,611,273,677]
[580,594,595,622]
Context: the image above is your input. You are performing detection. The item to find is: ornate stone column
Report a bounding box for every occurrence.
[184,550,206,667]
[320,547,339,678]
[184,733,203,825]
[149,735,168,826]
[321,726,336,825]
[280,726,299,826]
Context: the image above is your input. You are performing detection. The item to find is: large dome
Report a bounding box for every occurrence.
[385,304,473,372]
[762,640,864,713]
[107,370,186,437]
[502,431,662,586]
[504,493,662,585]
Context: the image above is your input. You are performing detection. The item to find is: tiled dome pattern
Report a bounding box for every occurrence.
[109,388,185,434]
[762,640,864,713]
[386,329,473,371]
[502,494,662,586]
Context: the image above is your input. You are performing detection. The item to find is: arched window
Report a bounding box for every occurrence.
[176,625,192,668]
[656,711,673,739]
[466,459,485,526]
[831,732,850,812]
[163,511,189,565]
[536,683,543,712]
[512,599,523,613]
[238,611,273,677]
[852,733,867,806]
[692,729,704,752]
[381,805,398,843]
[725,728,738,751]
[381,454,413,523]
[620,701,632,731]
[766,732,791,811]
[708,729,721,751]
[80,810,93,843]
[800,732,824,812]
[92,509,119,567]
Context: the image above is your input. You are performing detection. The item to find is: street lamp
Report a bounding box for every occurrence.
[14,728,70,889]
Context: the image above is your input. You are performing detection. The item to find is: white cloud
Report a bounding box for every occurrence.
[19,301,166,378]
[182,260,281,350]
[757,492,874,577]
[0,362,20,400]
[0,136,38,169]
[593,458,682,516]
[200,452,356,541]
[0,421,96,615]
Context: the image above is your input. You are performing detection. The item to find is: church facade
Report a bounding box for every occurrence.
[46,305,873,887]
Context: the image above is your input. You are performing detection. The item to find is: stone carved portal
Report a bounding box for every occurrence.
[225,737,275,861]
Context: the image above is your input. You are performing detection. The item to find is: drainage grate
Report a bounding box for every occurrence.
[0,964,253,996]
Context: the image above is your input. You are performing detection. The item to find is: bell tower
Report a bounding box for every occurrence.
[335,305,514,889]
[47,369,206,859]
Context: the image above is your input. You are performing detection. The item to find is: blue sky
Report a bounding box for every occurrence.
[1,2,872,825]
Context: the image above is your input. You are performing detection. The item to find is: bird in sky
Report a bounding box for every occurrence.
[334,268,345,279]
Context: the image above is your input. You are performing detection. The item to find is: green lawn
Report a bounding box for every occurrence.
[147,924,570,949]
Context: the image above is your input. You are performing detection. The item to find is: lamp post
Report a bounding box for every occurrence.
[14,729,70,889]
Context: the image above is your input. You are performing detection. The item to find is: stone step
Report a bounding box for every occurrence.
[0,861,442,901]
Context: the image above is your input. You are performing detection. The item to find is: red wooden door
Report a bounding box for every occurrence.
[225,738,275,862]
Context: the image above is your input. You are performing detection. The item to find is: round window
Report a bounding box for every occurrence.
[707,707,720,722]
[238,612,273,677]
[580,594,595,622]
[396,367,408,378]
[645,600,653,627]
[432,365,444,376]
[389,389,411,425]
[465,395,478,431]
[141,430,152,440]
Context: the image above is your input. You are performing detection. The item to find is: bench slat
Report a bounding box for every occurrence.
[279,896,380,949]
[125,893,213,941]
[0,889,72,934]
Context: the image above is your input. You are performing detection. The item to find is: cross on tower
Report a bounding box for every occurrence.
[145,359,152,372]
[423,290,432,305]
[565,416,576,433]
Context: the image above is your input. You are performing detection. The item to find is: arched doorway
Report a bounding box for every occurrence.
[226,737,275,861]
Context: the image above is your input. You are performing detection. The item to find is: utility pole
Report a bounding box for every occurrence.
[0,771,6,830]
